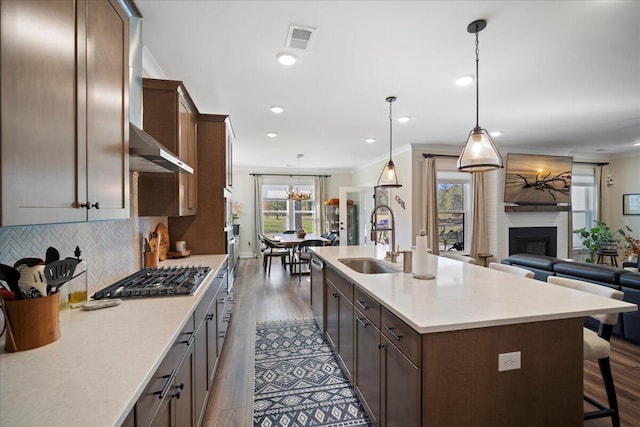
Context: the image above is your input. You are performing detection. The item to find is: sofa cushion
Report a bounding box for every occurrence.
[503,253,562,271]
[620,272,640,290]
[553,262,628,286]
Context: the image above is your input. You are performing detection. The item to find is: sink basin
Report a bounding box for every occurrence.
[339,258,400,274]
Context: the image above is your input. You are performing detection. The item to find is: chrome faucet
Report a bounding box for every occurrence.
[370,204,397,262]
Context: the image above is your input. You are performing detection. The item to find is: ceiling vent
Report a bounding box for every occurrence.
[285,24,316,51]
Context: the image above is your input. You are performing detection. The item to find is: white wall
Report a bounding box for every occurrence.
[351,148,413,250]
[606,153,640,258]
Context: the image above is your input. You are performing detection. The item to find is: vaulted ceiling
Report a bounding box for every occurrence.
[136,0,640,173]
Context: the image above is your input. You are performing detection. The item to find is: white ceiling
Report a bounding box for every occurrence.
[136,0,640,173]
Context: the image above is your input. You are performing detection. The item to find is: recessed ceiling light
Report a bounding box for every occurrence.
[270,106,284,114]
[490,130,503,137]
[456,75,474,86]
[397,116,410,123]
[365,138,375,143]
[266,132,278,138]
[276,52,297,66]
[634,142,640,146]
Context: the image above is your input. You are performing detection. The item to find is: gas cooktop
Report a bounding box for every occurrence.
[92,265,211,300]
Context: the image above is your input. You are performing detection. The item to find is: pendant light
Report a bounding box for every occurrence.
[457,19,503,172]
[286,154,313,201]
[377,96,402,188]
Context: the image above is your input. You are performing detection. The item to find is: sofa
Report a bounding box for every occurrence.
[502,253,640,343]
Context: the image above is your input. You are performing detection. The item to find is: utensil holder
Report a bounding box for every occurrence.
[2,292,61,352]
[144,251,159,268]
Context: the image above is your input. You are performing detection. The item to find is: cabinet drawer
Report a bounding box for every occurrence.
[381,307,422,367]
[326,266,353,302]
[136,320,194,424]
[353,287,380,328]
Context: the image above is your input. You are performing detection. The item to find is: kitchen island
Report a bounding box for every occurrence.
[0,254,228,427]
[311,245,636,426]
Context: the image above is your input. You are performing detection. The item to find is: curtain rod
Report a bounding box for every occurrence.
[422,153,460,159]
[250,173,331,178]
[573,161,609,166]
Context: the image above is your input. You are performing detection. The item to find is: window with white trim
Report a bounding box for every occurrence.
[261,182,316,235]
[571,166,598,249]
[437,171,472,252]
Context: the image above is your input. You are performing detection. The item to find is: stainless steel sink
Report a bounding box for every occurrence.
[338,258,400,274]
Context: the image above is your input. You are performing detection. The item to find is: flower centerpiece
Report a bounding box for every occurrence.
[619,226,640,262]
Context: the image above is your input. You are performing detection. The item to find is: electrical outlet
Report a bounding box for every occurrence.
[498,351,521,372]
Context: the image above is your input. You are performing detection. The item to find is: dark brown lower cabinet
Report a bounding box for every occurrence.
[150,343,194,427]
[354,311,381,424]
[380,334,421,427]
[194,300,216,426]
[326,281,354,380]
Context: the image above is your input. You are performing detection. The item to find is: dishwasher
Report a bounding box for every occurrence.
[310,255,325,333]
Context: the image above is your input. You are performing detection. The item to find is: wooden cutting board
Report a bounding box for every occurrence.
[156,223,170,261]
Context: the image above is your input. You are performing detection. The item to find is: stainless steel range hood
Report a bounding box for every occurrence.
[129,123,193,174]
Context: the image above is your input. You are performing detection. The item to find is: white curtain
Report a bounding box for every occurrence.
[315,176,328,234]
[421,157,440,255]
[470,172,488,259]
[253,174,263,258]
[596,164,609,223]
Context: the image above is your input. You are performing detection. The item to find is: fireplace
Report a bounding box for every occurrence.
[509,227,557,257]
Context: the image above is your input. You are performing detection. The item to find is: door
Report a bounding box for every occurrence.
[339,187,374,246]
[381,335,421,427]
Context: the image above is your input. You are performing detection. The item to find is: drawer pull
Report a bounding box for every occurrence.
[332,292,339,298]
[205,314,214,321]
[154,370,176,399]
[384,325,403,341]
[356,317,370,328]
[355,300,370,311]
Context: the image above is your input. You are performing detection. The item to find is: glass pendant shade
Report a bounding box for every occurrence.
[377,160,400,187]
[377,96,402,188]
[457,126,503,172]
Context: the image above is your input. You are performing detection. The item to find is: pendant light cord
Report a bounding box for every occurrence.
[389,100,393,160]
[475,31,480,128]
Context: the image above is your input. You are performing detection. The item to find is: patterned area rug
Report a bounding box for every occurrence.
[253,318,371,427]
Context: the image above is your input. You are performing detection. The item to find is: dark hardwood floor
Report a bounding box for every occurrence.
[201,257,640,427]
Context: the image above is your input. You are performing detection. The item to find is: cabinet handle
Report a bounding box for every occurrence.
[173,382,184,399]
[355,300,370,310]
[205,314,214,321]
[92,202,100,209]
[384,325,403,341]
[332,293,339,298]
[80,201,100,210]
[378,344,385,349]
[154,370,176,399]
[356,317,370,328]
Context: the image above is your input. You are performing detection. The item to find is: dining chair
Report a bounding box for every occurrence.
[547,276,624,427]
[440,252,476,264]
[258,234,290,276]
[488,262,535,278]
[293,239,325,281]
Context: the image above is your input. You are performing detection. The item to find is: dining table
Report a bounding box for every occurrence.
[271,233,332,274]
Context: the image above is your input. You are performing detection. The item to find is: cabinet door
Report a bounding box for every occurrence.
[1,0,85,226]
[338,292,354,380]
[178,96,197,216]
[206,309,219,387]
[354,312,381,424]
[225,119,233,190]
[326,283,340,349]
[381,335,421,427]
[84,0,129,221]
[194,321,208,425]
[150,395,173,427]
[173,345,194,427]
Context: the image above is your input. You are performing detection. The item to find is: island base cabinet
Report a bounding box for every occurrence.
[380,335,421,427]
[421,319,583,427]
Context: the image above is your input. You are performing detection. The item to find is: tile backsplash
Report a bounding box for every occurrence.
[0,173,165,295]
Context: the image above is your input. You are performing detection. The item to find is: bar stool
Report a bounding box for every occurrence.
[547,276,623,427]
[488,262,534,278]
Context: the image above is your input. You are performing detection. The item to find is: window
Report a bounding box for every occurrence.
[437,171,472,252]
[572,166,598,249]
[261,182,316,235]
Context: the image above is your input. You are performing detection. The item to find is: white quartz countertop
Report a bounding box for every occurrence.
[0,254,227,427]
[312,246,636,334]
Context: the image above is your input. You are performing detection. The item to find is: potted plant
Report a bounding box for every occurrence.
[573,220,621,263]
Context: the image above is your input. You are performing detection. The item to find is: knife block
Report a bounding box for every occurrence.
[2,292,61,352]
